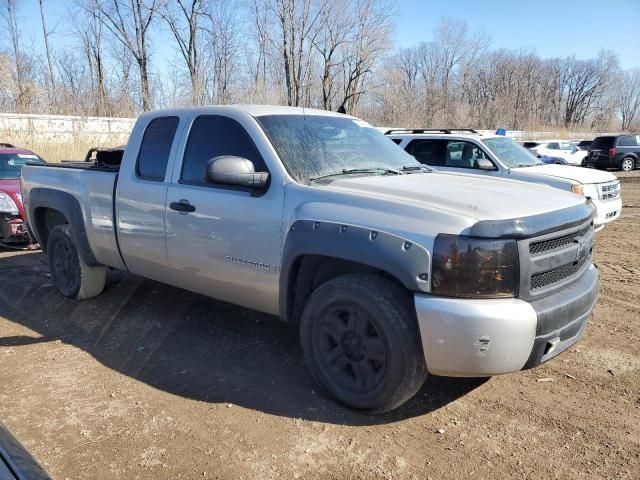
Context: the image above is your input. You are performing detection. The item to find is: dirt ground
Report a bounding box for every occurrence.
[1,174,639,480]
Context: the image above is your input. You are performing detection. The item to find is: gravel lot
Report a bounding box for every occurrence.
[1,173,639,479]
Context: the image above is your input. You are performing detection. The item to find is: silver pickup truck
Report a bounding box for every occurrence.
[21,106,599,413]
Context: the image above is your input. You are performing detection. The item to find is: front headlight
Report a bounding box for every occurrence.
[571,184,598,198]
[431,234,519,298]
[0,192,18,215]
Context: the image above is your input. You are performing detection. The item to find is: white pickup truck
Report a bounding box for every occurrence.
[21,106,599,412]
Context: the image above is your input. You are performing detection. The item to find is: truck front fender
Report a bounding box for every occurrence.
[28,188,100,267]
[279,220,431,322]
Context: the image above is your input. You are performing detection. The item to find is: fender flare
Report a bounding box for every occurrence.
[28,188,100,266]
[279,220,431,322]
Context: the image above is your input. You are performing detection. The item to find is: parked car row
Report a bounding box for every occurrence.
[18,106,607,413]
[517,134,640,172]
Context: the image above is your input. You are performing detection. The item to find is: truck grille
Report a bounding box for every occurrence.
[530,253,590,291]
[598,181,620,201]
[518,219,594,299]
[529,225,590,255]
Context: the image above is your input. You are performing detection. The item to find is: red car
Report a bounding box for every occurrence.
[0,143,45,247]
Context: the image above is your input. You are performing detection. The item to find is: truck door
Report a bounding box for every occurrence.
[116,116,181,281]
[164,114,283,315]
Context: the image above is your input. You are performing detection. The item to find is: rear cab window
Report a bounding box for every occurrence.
[136,116,180,181]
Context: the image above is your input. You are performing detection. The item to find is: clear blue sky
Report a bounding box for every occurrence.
[394,0,640,68]
[13,0,640,70]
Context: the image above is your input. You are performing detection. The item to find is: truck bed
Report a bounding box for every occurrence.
[31,161,120,172]
[21,163,125,270]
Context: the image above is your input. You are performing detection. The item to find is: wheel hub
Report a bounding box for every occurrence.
[53,241,76,290]
[313,305,387,393]
[341,331,365,361]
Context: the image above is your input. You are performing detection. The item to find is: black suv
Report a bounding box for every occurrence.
[584,135,639,171]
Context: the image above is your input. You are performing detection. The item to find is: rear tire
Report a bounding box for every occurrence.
[47,224,106,300]
[621,157,635,172]
[300,273,427,413]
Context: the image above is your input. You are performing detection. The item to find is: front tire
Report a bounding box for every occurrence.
[300,273,427,413]
[47,224,106,300]
[621,157,635,172]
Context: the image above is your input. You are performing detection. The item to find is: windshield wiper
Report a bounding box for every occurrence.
[310,167,402,182]
[401,165,432,173]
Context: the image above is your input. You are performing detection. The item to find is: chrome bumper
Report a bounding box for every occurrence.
[414,264,599,377]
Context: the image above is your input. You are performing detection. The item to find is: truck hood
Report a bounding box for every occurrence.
[323,171,586,222]
[518,164,617,184]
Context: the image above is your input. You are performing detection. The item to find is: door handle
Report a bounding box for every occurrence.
[169,199,196,213]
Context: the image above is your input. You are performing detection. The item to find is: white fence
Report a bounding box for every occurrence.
[475,129,618,140]
[0,112,136,144]
[0,112,621,144]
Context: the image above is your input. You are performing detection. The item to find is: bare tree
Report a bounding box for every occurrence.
[39,0,57,104]
[55,50,91,115]
[561,52,618,127]
[248,0,271,96]
[205,0,240,104]
[2,0,30,111]
[93,0,159,111]
[269,0,323,106]
[75,1,111,115]
[0,3,633,132]
[313,0,349,110]
[617,68,640,130]
[338,0,393,113]
[161,0,208,105]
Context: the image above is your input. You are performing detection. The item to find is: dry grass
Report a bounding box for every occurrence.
[1,131,129,162]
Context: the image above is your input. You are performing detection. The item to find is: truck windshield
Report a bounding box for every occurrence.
[256,114,421,184]
[483,137,544,168]
[0,153,45,179]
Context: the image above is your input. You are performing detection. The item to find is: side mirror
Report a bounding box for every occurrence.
[205,156,269,189]
[476,158,495,170]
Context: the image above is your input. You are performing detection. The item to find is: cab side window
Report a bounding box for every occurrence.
[444,141,493,169]
[618,135,638,147]
[405,139,446,166]
[181,115,268,186]
[136,116,180,181]
[547,142,559,150]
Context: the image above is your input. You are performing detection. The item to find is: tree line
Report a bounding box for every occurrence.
[1,0,639,131]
